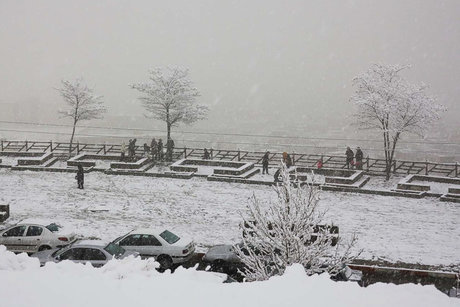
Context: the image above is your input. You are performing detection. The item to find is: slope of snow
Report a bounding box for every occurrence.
[0,246,457,307]
[0,169,459,266]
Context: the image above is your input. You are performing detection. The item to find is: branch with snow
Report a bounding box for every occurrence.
[235,164,360,282]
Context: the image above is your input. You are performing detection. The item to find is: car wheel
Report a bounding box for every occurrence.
[157,255,173,270]
[38,245,51,252]
[211,259,225,273]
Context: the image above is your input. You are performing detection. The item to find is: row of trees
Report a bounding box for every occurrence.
[57,67,208,155]
[57,64,445,180]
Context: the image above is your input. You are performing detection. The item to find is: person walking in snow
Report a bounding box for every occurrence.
[150,138,157,161]
[157,139,164,161]
[262,151,270,174]
[345,146,354,169]
[76,164,84,189]
[355,147,364,170]
[166,138,175,162]
[203,148,210,160]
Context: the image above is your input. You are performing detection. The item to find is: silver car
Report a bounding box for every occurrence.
[32,240,138,267]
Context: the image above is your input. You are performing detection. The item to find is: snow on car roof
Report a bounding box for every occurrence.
[73,240,108,247]
[129,228,170,235]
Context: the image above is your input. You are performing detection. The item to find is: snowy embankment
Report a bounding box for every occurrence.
[0,169,459,266]
[0,246,457,307]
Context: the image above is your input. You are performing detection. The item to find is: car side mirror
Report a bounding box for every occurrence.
[2,233,7,237]
[55,255,61,261]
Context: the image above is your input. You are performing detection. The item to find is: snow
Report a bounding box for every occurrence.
[0,246,457,307]
[411,181,460,194]
[0,169,459,267]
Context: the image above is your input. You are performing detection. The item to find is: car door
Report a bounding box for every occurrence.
[82,248,108,267]
[58,247,86,264]
[22,226,44,253]
[119,234,155,257]
[139,234,163,257]
[0,225,27,252]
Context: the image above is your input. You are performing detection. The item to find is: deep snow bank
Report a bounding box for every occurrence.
[0,246,456,307]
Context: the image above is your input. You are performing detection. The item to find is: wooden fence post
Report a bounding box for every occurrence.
[103,144,106,155]
[292,152,295,166]
[237,149,240,161]
[425,160,428,175]
[455,162,458,177]
[184,147,187,158]
[0,140,3,151]
[366,156,370,172]
[50,140,53,152]
[210,148,213,160]
[25,140,28,151]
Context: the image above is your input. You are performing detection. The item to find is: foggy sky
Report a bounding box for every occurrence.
[1,0,459,140]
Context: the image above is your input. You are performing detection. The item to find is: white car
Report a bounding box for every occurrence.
[113,228,195,269]
[0,223,76,254]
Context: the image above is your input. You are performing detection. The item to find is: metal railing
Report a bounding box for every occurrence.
[1,140,459,177]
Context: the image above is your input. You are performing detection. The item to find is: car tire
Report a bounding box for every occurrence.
[38,245,51,252]
[211,259,225,273]
[157,255,173,270]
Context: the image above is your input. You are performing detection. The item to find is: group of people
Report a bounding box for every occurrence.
[345,146,364,170]
[120,138,175,162]
[261,151,293,175]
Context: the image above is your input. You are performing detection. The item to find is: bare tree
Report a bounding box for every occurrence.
[57,79,106,155]
[350,64,445,180]
[131,67,208,141]
[236,164,359,282]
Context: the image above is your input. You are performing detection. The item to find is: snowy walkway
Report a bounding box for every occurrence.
[0,169,458,267]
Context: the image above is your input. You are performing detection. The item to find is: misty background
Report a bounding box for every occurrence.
[0,0,459,160]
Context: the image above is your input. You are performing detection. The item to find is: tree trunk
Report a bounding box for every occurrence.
[166,122,171,141]
[69,120,77,157]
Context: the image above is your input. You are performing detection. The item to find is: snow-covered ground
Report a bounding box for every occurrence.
[0,246,457,307]
[0,169,459,267]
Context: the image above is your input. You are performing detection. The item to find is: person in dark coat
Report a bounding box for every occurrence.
[345,147,354,169]
[157,139,163,161]
[355,147,363,170]
[203,148,210,160]
[76,164,84,189]
[286,154,293,168]
[262,151,270,174]
[273,168,281,183]
[150,138,157,161]
[166,138,175,162]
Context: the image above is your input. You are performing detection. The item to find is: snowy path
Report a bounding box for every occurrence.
[0,169,458,266]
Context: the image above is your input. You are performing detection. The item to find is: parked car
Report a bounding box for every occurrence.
[203,242,362,283]
[0,223,76,254]
[202,243,245,274]
[112,228,195,269]
[31,240,138,267]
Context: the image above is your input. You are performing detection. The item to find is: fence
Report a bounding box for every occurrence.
[1,140,459,178]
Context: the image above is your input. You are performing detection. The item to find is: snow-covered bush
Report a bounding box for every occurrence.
[236,164,359,281]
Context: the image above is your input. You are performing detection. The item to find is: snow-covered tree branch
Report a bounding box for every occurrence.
[235,164,359,282]
[130,67,208,141]
[350,64,445,180]
[56,79,106,155]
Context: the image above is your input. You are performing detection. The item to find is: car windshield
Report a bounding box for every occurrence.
[159,230,180,244]
[104,242,126,257]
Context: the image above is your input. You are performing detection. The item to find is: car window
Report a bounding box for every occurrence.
[59,248,85,260]
[141,235,162,246]
[159,230,180,244]
[26,226,43,236]
[3,226,27,237]
[83,248,106,261]
[104,242,126,257]
[119,234,141,246]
